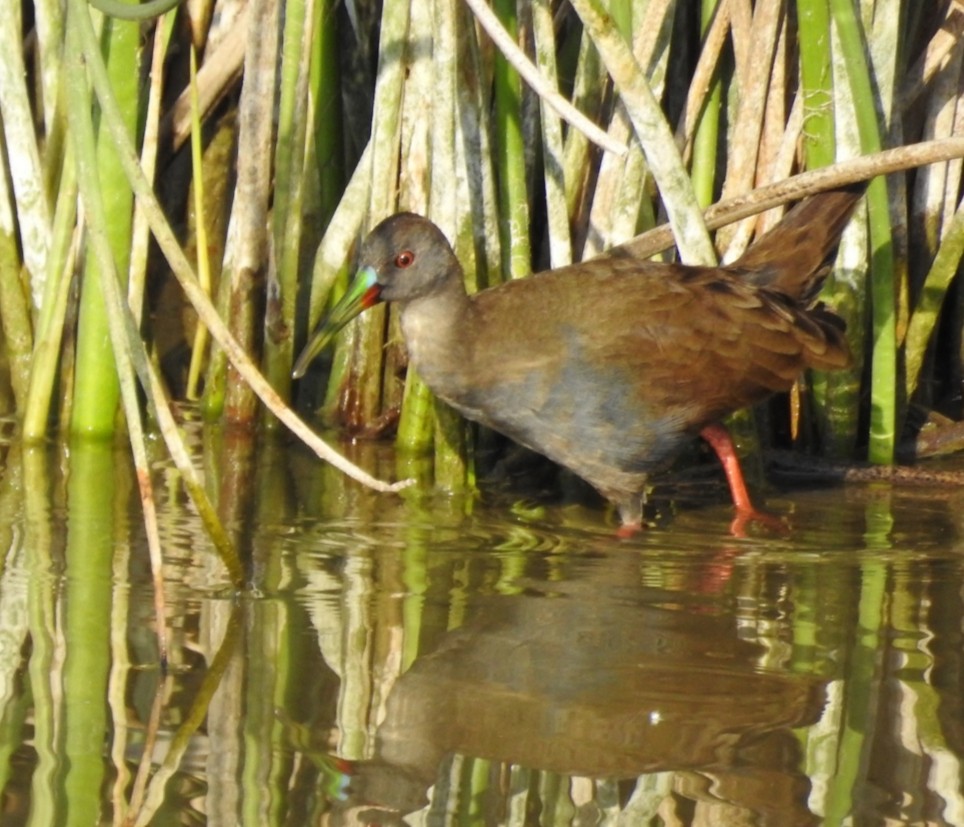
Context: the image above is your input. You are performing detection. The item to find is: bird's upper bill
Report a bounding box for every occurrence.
[292,266,383,378]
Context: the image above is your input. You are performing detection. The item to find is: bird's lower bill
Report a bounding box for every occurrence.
[292,266,382,378]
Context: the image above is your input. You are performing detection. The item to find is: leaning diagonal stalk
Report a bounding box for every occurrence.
[462,0,623,155]
[618,140,964,258]
[569,0,716,265]
[129,11,177,329]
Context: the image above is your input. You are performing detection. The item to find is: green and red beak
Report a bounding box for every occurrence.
[292,266,382,379]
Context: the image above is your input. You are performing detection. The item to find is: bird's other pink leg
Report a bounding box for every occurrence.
[615,521,643,539]
[615,495,645,538]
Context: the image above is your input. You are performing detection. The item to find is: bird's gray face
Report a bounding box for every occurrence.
[358,213,458,303]
[291,213,458,378]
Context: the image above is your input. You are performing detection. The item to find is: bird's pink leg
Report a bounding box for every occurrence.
[699,423,754,511]
[699,423,786,535]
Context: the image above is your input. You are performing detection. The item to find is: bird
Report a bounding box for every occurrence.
[294,186,864,533]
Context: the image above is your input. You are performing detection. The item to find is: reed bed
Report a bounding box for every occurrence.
[0,3,963,559]
[1,3,964,822]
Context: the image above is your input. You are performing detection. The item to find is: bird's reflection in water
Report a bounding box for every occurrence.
[335,552,825,825]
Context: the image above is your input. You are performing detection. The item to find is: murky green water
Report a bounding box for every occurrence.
[1,429,963,826]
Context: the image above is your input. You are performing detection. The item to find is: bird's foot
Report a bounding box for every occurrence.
[729,507,789,538]
[615,521,644,539]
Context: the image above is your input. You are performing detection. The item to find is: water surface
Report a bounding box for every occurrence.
[0,431,962,825]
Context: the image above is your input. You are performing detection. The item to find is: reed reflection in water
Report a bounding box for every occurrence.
[0,434,962,825]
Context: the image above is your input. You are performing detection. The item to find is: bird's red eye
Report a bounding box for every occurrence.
[395,250,415,268]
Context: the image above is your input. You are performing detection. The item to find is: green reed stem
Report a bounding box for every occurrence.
[305,140,370,358]
[73,0,402,503]
[798,0,863,458]
[831,0,895,464]
[265,0,313,402]
[0,229,31,412]
[185,45,212,400]
[690,0,723,208]
[434,399,468,493]
[66,8,171,653]
[336,0,408,427]
[562,27,605,221]
[22,151,77,439]
[0,24,38,416]
[904,201,964,401]
[398,0,460,463]
[455,0,501,294]
[0,4,52,305]
[532,0,572,267]
[298,0,345,353]
[393,0,435,450]
[493,0,531,280]
[398,368,435,453]
[796,0,836,168]
[70,5,139,438]
[429,0,471,487]
[311,0,345,230]
[223,0,280,425]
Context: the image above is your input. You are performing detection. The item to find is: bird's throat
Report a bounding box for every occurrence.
[399,291,473,397]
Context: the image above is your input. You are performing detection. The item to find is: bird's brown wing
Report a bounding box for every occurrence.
[468,258,849,427]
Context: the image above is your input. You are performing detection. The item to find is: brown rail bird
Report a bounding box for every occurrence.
[294,186,864,533]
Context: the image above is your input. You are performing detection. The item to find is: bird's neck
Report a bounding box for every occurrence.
[398,282,473,395]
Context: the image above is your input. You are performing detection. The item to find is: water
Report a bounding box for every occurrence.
[0,431,963,826]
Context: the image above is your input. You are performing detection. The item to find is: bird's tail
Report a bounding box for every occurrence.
[728,182,867,302]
